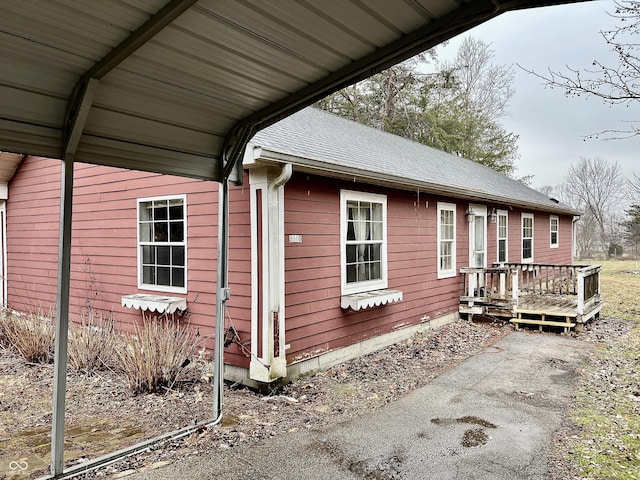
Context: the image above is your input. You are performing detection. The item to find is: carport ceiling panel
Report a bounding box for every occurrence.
[0,0,584,181]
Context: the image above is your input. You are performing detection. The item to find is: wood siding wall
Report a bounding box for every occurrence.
[282,173,574,364]
[6,157,253,368]
[7,159,574,374]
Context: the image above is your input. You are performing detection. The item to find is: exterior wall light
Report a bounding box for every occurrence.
[466,206,475,223]
[489,208,498,224]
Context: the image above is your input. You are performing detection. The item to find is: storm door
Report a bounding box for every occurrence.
[468,205,487,295]
[469,205,487,269]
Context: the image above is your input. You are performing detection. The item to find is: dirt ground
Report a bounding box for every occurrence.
[0,316,634,479]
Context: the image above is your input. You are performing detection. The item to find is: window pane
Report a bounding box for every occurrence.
[523,239,532,259]
[142,245,155,264]
[154,200,168,220]
[143,266,155,284]
[172,246,185,266]
[155,222,168,242]
[371,243,381,261]
[498,240,506,263]
[172,267,185,288]
[169,199,184,220]
[157,246,170,265]
[139,222,152,242]
[346,264,357,283]
[157,267,170,286]
[139,202,152,222]
[371,203,382,222]
[170,221,184,242]
[440,242,452,270]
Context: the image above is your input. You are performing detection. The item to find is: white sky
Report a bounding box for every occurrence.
[432,0,639,189]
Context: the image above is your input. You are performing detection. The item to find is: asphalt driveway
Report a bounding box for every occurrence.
[131,331,593,479]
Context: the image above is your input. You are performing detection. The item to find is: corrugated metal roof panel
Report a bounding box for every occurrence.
[0,0,587,181]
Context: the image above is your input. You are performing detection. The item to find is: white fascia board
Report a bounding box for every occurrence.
[249,146,578,217]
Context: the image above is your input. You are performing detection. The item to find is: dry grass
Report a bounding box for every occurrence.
[0,309,55,363]
[68,311,118,372]
[564,259,640,480]
[117,318,197,394]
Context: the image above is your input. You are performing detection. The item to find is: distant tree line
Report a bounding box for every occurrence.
[539,157,640,260]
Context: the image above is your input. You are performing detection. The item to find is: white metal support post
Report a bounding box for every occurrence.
[213,179,229,420]
[51,156,74,475]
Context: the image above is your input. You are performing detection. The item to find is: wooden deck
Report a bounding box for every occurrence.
[459,263,603,333]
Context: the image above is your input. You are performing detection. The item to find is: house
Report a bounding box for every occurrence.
[5,108,579,387]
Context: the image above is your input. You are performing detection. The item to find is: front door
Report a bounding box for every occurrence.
[469,204,487,268]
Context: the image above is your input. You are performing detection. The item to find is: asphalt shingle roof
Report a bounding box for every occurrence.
[249,108,577,215]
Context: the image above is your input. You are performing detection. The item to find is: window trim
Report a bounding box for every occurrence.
[521,212,534,264]
[340,190,388,296]
[550,215,559,249]
[137,194,187,294]
[437,202,457,279]
[496,209,508,264]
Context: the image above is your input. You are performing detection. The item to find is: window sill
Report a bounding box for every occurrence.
[121,294,187,314]
[341,289,403,311]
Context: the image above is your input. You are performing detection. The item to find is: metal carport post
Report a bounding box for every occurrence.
[48,1,213,476]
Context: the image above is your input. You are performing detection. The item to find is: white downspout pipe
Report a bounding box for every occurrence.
[267,163,292,371]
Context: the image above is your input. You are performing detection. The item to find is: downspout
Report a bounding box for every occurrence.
[267,164,292,373]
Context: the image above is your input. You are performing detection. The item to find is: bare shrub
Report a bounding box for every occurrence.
[68,312,117,372]
[117,318,196,394]
[2,309,55,363]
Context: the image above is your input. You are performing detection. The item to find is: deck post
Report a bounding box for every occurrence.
[511,267,519,308]
[577,267,585,315]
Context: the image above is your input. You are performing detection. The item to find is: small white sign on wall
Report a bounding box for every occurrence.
[289,234,303,243]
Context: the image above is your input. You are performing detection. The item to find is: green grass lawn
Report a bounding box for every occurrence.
[566,259,640,479]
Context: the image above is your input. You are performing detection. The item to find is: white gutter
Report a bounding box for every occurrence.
[246,146,579,217]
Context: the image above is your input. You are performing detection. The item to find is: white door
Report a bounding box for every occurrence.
[469,205,487,268]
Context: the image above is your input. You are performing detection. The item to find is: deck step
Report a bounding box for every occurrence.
[509,319,576,328]
[509,318,576,333]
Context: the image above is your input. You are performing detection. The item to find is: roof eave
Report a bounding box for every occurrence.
[246,145,580,216]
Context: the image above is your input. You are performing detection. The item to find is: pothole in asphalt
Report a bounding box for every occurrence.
[430,416,496,448]
[461,428,489,447]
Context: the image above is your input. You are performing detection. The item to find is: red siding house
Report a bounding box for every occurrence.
[5,108,578,386]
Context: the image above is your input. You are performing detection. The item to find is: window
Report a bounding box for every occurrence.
[437,202,456,278]
[340,190,387,295]
[522,213,534,263]
[138,195,186,293]
[497,210,508,263]
[550,215,559,248]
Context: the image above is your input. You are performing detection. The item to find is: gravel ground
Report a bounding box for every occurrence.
[1,315,635,479]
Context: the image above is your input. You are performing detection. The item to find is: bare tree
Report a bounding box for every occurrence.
[520,1,640,139]
[628,172,640,203]
[560,157,626,257]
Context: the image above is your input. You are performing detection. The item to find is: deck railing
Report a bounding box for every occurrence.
[460,266,519,304]
[460,263,602,318]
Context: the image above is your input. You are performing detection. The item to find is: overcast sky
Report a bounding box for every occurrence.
[433,0,639,189]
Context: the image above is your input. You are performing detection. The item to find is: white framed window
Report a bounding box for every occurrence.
[550,215,559,248]
[521,213,534,263]
[497,210,508,263]
[137,195,187,293]
[437,202,456,278]
[340,190,387,295]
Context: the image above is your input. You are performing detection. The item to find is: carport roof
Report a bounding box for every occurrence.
[0,0,585,184]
